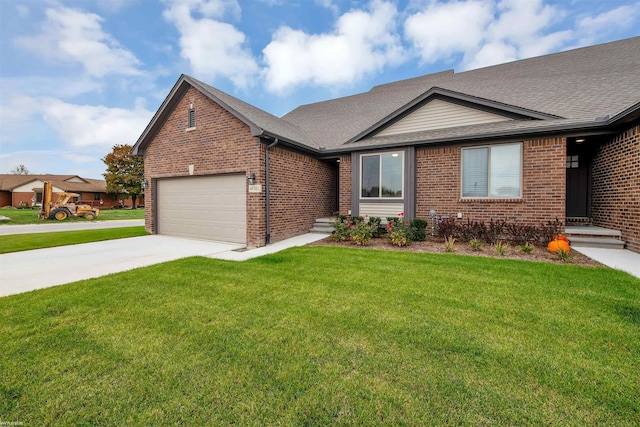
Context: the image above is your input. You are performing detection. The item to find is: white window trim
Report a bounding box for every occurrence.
[460,142,523,199]
[360,151,404,200]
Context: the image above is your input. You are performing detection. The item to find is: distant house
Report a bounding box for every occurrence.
[0,174,143,209]
[132,37,640,252]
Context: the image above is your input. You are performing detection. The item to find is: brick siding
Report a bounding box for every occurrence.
[591,124,640,252]
[415,138,566,224]
[143,85,335,247]
[268,146,336,241]
[0,191,10,207]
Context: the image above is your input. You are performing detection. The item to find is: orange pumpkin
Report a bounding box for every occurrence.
[553,235,569,242]
[548,239,571,254]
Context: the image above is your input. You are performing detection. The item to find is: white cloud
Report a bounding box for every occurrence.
[15,6,142,77]
[0,150,104,177]
[262,0,405,94]
[39,98,153,149]
[315,0,339,15]
[576,4,640,43]
[405,0,576,70]
[404,0,493,63]
[163,0,258,87]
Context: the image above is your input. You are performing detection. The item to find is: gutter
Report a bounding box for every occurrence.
[265,137,279,245]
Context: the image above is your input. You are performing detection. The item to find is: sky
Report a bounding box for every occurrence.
[1,0,639,179]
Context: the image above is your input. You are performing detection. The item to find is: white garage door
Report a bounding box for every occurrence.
[157,174,246,244]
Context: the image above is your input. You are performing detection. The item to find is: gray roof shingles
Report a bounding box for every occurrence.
[150,37,639,154]
[281,36,640,149]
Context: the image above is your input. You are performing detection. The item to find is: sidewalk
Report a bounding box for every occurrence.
[573,247,640,279]
[0,219,144,235]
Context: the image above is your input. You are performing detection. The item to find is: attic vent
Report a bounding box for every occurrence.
[188,108,196,129]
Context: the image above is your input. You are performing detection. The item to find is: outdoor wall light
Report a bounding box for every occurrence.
[248,173,256,185]
[576,138,586,143]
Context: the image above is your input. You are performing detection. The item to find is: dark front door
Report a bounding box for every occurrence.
[566,154,589,217]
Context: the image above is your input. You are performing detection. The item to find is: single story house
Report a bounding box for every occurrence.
[0,174,142,209]
[132,37,640,252]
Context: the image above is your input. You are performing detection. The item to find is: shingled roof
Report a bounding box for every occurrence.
[282,36,640,149]
[134,37,640,155]
[0,175,106,193]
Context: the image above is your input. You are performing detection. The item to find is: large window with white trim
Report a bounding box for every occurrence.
[361,152,403,198]
[462,143,522,198]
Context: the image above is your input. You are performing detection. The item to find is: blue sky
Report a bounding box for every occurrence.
[1,0,639,179]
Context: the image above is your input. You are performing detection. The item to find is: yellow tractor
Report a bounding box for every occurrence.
[39,181,100,220]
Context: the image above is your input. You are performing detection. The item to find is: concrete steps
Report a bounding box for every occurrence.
[309,217,334,234]
[565,226,625,250]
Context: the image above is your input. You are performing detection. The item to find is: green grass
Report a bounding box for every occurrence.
[0,207,144,225]
[1,247,639,426]
[0,227,148,254]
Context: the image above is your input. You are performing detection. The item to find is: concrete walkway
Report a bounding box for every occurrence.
[573,247,640,279]
[0,219,144,235]
[0,233,328,298]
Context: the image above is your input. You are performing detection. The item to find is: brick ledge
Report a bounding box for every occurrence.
[459,198,524,203]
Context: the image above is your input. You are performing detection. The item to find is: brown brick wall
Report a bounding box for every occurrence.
[0,191,10,207]
[414,138,566,224]
[591,124,640,252]
[268,146,336,242]
[338,155,352,215]
[143,86,265,247]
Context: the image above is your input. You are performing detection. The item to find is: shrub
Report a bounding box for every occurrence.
[494,241,508,256]
[484,219,506,244]
[387,218,411,247]
[518,242,534,254]
[444,236,456,252]
[539,218,564,245]
[410,218,428,242]
[330,217,351,242]
[351,215,365,225]
[437,217,457,239]
[457,219,487,242]
[506,222,539,246]
[469,238,483,251]
[367,216,382,238]
[350,221,375,245]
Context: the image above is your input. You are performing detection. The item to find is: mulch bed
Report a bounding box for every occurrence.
[310,235,601,267]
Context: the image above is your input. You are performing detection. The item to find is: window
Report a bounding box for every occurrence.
[566,155,579,168]
[462,143,522,198]
[94,193,101,201]
[188,108,196,129]
[361,152,403,198]
[34,192,43,203]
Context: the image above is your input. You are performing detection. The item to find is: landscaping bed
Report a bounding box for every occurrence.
[311,235,600,266]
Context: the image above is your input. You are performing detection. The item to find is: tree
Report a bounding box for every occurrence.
[10,164,29,175]
[102,144,144,209]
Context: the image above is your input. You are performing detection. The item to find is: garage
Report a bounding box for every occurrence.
[156,174,246,244]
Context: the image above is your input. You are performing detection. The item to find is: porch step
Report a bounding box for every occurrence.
[566,217,592,226]
[568,236,625,250]
[309,217,334,234]
[565,226,624,250]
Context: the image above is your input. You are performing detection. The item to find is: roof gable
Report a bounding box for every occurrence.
[349,89,557,143]
[374,98,513,138]
[132,75,318,156]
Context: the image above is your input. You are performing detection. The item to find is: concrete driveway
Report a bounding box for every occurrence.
[0,235,244,297]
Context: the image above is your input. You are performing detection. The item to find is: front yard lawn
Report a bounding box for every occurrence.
[0,207,144,225]
[0,226,148,254]
[1,247,638,425]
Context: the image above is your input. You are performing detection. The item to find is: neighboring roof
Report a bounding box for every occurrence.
[0,175,106,193]
[134,36,640,156]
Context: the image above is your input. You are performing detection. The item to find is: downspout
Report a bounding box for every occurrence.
[265,137,279,245]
